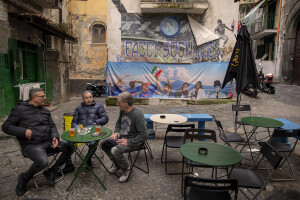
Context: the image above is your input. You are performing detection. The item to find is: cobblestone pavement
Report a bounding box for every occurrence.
[0,84,300,200]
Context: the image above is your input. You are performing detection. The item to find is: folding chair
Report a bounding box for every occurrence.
[184,176,238,200]
[229,142,283,200]
[267,128,300,181]
[15,138,64,190]
[213,115,244,148]
[181,128,217,193]
[126,141,150,181]
[161,124,195,175]
[232,104,251,132]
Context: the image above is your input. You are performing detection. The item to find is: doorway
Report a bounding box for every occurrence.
[292,22,300,85]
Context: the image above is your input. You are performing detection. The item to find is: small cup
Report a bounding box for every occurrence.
[96,125,101,133]
[70,128,75,137]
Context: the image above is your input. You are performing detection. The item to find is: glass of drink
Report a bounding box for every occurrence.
[70,128,75,137]
[76,125,81,134]
[96,125,101,133]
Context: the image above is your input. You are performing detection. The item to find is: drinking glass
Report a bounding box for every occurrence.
[70,128,75,137]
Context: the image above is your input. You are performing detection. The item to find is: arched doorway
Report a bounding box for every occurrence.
[293,22,300,85]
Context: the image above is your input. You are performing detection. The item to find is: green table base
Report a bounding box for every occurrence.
[61,126,112,191]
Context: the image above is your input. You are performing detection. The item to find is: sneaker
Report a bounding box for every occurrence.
[108,165,120,174]
[56,164,75,176]
[43,169,56,187]
[16,173,28,196]
[119,169,130,183]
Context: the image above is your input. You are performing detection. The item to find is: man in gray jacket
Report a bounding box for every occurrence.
[2,88,73,196]
[100,92,147,183]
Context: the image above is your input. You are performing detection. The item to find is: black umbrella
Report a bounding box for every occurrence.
[222,25,259,131]
[222,25,259,104]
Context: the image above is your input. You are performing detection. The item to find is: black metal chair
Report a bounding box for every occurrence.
[181,128,217,193]
[184,176,238,200]
[126,141,150,181]
[232,104,251,132]
[229,142,283,200]
[161,124,195,175]
[266,128,300,181]
[213,115,244,148]
[15,138,64,190]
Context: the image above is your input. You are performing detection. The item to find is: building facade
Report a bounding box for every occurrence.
[0,0,77,118]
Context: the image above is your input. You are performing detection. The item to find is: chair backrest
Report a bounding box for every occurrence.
[272,128,300,138]
[232,104,251,123]
[260,142,283,169]
[213,115,224,133]
[184,128,217,143]
[184,176,238,200]
[166,124,195,134]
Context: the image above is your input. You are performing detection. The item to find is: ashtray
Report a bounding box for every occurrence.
[160,115,166,119]
[198,147,208,155]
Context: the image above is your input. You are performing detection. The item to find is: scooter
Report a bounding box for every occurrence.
[86,83,106,97]
[258,67,275,94]
[243,83,258,98]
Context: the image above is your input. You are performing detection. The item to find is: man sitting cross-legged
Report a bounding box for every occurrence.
[100,92,147,183]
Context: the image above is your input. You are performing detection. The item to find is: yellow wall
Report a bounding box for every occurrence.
[69,0,107,79]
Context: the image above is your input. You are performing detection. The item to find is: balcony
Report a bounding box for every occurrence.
[247,13,278,40]
[140,0,209,14]
[26,0,62,9]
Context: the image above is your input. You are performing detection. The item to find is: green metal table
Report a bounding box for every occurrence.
[180,141,242,192]
[241,116,284,165]
[61,126,112,191]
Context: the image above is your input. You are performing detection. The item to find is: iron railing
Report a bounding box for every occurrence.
[247,13,278,35]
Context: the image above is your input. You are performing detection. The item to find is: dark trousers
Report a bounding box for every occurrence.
[21,140,73,181]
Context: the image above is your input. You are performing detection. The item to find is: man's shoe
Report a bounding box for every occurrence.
[16,173,28,196]
[108,165,120,174]
[43,169,56,187]
[57,164,75,176]
[119,169,131,183]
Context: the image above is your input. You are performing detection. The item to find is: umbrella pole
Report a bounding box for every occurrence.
[234,93,240,132]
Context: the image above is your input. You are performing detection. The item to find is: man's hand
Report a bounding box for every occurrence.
[52,137,58,149]
[25,129,32,140]
[111,133,120,140]
[116,138,127,146]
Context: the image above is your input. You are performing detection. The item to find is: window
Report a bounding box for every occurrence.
[91,24,106,43]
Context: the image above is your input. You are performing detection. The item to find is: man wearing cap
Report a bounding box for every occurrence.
[208,80,227,99]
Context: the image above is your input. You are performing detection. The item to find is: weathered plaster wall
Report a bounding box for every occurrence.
[69,0,107,80]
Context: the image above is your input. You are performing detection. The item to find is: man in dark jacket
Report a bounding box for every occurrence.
[68,90,109,168]
[1,88,73,196]
[100,92,147,183]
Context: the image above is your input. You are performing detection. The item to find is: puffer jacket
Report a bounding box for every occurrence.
[1,102,59,146]
[71,100,109,127]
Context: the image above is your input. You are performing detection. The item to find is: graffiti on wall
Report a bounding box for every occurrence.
[121,14,234,63]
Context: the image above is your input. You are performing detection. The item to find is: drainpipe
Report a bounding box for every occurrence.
[275,0,282,81]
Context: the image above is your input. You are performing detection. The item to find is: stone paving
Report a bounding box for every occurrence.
[0,84,300,200]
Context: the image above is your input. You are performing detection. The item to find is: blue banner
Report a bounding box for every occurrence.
[106,62,234,99]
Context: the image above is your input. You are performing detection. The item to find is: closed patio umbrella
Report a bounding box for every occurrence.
[222,25,259,130]
[222,25,259,104]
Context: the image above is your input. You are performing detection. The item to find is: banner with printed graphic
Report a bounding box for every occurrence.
[121,14,223,63]
[106,62,234,99]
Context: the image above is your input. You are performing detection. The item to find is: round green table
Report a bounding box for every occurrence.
[180,141,242,167]
[240,116,284,166]
[61,126,112,191]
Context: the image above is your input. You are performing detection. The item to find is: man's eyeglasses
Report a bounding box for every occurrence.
[84,96,93,99]
[36,95,46,98]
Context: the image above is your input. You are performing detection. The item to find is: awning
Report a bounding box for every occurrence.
[17,13,78,42]
[241,0,265,26]
[188,15,219,46]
